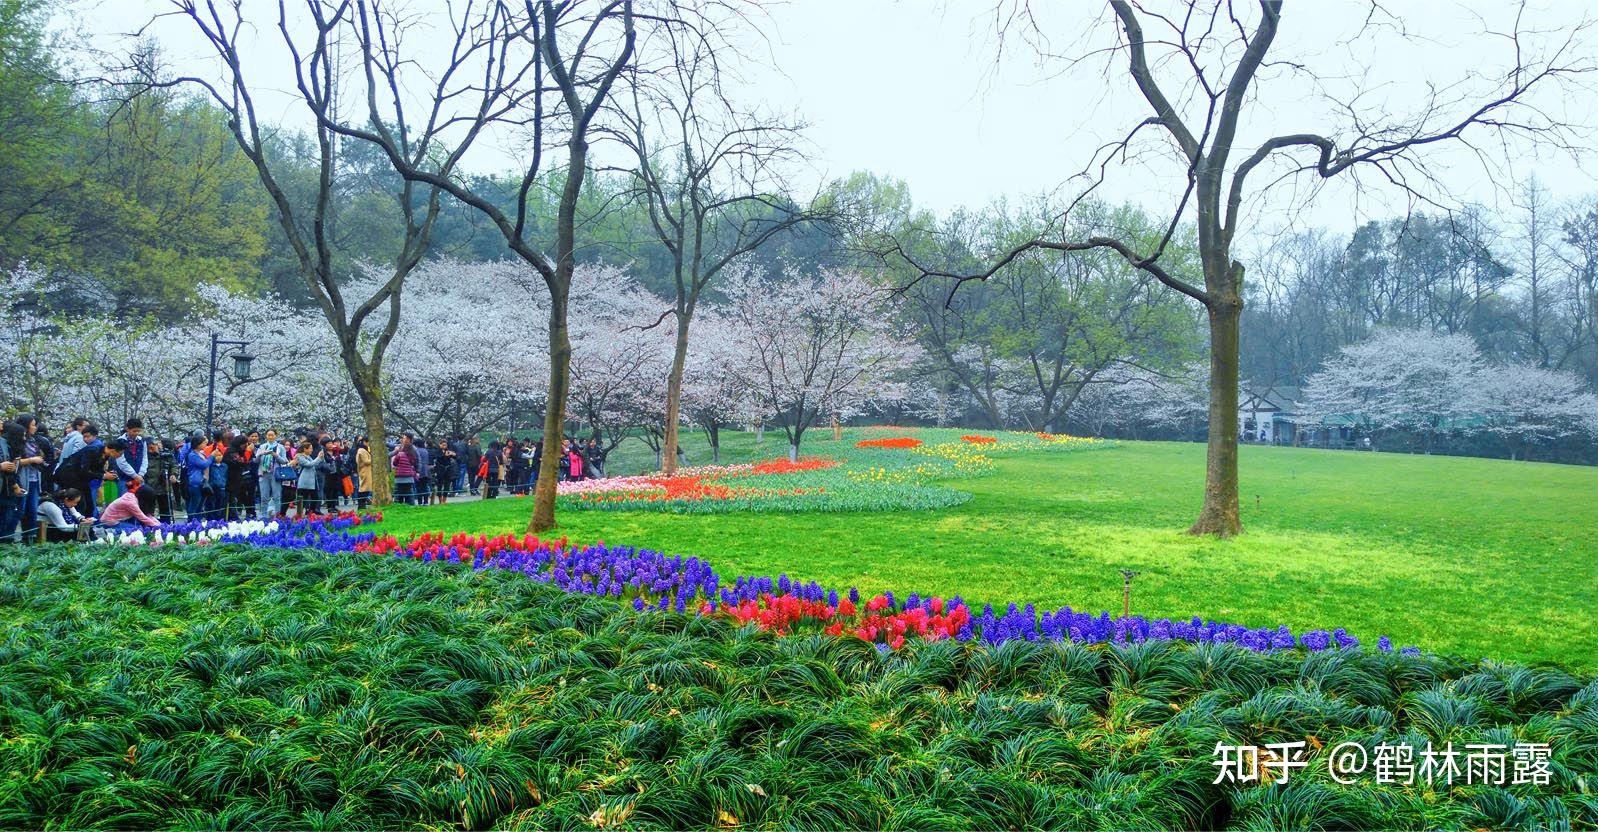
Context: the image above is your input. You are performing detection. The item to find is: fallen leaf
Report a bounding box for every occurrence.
[744,783,766,797]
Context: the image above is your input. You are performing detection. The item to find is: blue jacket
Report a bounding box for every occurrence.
[185,449,213,488]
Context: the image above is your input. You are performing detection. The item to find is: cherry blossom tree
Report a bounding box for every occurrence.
[1301,329,1487,450]
[1479,364,1598,459]
[724,268,918,461]
[680,308,756,464]
[377,259,536,440]
[1068,362,1208,438]
[564,265,674,458]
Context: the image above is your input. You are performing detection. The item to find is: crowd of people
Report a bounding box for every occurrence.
[1,410,610,543]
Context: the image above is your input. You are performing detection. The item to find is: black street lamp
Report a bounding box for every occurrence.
[205,333,254,434]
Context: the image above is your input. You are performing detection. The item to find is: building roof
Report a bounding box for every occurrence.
[1240,384,1302,414]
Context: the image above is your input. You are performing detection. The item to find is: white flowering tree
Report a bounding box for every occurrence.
[377,259,536,440]
[0,263,59,419]
[1067,362,1208,438]
[724,268,918,461]
[1479,364,1598,459]
[564,265,675,456]
[1301,329,1487,450]
[680,309,757,464]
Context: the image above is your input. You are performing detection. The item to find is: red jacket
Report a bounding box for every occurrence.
[390,447,418,479]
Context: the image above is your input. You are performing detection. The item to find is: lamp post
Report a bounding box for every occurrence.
[205,333,254,434]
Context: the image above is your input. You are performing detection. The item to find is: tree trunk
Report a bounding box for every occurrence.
[660,315,690,475]
[708,423,720,463]
[1188,298,1243,537]
[356,378,394,506]
[789,442,799,462]
[529,291,571,533]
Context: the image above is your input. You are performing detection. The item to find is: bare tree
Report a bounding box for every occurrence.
[608,5,825,474]
[888,0,1592,536]
[1514,177,1555,367]
[146,0,457,506]
[320,0,636,531]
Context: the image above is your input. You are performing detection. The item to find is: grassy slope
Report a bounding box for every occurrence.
[2,545,1593,830]
[382,431,1598,668]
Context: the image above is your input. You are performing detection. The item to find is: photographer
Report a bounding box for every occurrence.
[143,439,179,524]
[52,430,120,521]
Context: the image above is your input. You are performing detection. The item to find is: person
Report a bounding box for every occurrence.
[463,436,482,494]
[482,440,502,499]
[80,426,107,516]
[557,438,572,481]
[54,418,88,475]
[34,425,56,493]
[291,439,324,517]
[223,436,251,520]
[412,437,431,505]
[341,438,361,507]
[0,423,17,543]
[54,428,115,501]
[582,438,604,479]
[318,437,343,513]
[181,431,214,521]
[506,438,527,496]
[390,435,418,505]
[36,487,92,542]
[566,438,585,481]
[255,429,289,517]
[203,431,229,520]
[450,435,470,497]
[112,417,149,495]
[353,437,372,509]
[3,415,47,543]
[241,430,260,514]
[99,486,161,532]
[529,439,543,489]
[432,438,456,505]
[143,439,178,524]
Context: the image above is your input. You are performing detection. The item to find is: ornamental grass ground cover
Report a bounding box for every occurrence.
[2,543,1594,830]
[381,430,1598,668]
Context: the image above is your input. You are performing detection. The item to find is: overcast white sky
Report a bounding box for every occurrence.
[70,1,1598,240]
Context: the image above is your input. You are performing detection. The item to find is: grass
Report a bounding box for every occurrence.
[2,544,1593,829]
[382,428,1598,669]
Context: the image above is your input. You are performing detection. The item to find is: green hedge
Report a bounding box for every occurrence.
[0,545,1593,830]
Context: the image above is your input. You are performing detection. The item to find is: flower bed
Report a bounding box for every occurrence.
[554,451,973,514]
[545,429,1111,515]
[854,436,923,449]
[87,506,1417,655]
[341,528,1415,656]
[748,457,838,475]
[86,511,381,547]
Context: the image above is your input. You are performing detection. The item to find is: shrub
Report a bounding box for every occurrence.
[0,544,1591,830]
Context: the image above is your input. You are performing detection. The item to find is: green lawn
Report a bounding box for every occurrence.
[380,430,1598,668]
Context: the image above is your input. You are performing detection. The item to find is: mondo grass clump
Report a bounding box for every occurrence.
[1,545,1594,831]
